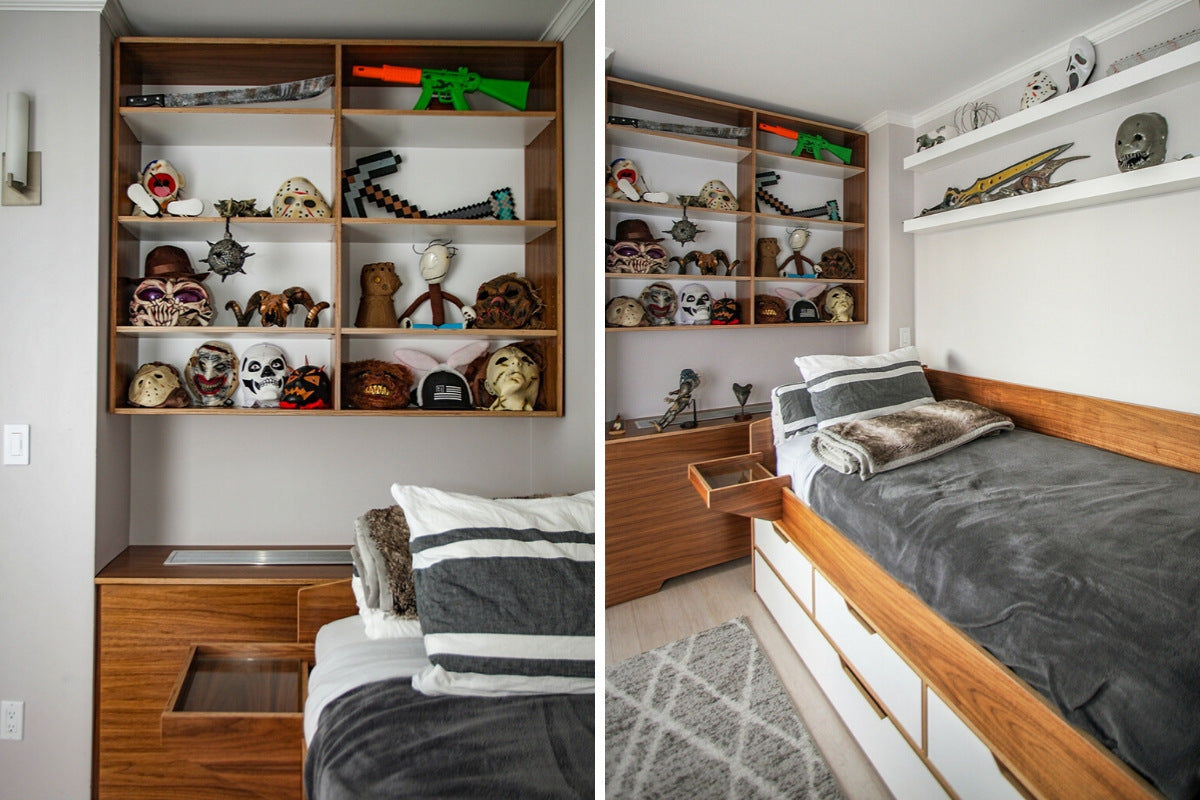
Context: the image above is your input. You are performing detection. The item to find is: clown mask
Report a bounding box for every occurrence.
[184,341,238,407]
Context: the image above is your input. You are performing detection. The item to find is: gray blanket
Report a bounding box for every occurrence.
[305,677,594,799]
[806,428,1200,800]
[811,399,1013,479]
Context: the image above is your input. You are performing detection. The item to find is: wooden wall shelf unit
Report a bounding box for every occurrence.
[110,37,564,416]
[604,77,867,330]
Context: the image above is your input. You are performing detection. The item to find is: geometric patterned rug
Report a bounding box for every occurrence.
[605,617,846,799]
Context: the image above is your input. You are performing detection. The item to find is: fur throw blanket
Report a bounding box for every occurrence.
[811,399,1014,480]
[352,505,417,618]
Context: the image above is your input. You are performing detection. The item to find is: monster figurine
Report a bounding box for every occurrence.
[653,369,701,432]
[200,218,255,282]
[184,341,238,407]
[398,240,468,328]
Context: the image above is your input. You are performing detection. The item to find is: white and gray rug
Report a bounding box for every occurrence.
[606,617,846,800]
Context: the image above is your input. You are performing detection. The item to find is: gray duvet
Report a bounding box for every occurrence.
[305,678,594,799]
[806,428,1200,800]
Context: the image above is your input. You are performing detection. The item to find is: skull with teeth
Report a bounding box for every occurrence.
[606,218,668,274]
[239,342,289,408]
[1115,112,1167,172]
[638,281,678,326]
[129,276,215,326]
[677,282,712,325]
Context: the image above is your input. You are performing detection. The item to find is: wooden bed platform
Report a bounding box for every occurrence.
[743,369,1200,800]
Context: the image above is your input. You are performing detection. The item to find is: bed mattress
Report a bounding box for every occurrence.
[784,428,1200,800]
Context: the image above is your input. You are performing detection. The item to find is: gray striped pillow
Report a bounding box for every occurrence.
[770,382,818,445]
[391,484,595,696]
[795,347,934,428]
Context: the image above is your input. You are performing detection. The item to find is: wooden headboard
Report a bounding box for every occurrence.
[297,578,357,643]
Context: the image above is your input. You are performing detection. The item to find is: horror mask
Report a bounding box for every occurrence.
[699,179,738,211]
[239,342,289,408]
[471,273,544,329]
[279,361,332,409]
[605,296,649,327]
[816,247,858,280]
[127,158,202,217]
[184,341,238,407]
[1019,71,1057,110]
[754,294,787,324]
[607,238,669,274]
[127,362,189,408]
[1065,36,1096,91]
[677,282,712,325]
[1115,113,1167,172]
[271,177,331,219]
[638,281,678,326]
[824,286,855,323]
[711,297,740,325]
[484,345,541,411]
[342,359,413,410]
[130,275,214,327]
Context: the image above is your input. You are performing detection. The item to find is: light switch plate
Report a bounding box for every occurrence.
[4,424,29,465]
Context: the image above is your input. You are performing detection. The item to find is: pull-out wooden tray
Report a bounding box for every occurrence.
[688,451,789,520]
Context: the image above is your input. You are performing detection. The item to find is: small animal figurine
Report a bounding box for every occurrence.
[226,286,329,328]
[355,261,402,328]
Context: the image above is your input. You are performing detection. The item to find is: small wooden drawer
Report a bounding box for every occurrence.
[688,451,789,519]
[162,642,313,799]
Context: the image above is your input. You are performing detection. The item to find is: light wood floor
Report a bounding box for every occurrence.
[605,557,895,800]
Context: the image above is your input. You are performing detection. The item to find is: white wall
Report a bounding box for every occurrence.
[0,11,108,799]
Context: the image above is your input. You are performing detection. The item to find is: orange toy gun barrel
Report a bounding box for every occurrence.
[352,65,423,85]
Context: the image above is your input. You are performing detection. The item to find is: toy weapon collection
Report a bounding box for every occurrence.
[352,65,529,111]
[758,123,853,164]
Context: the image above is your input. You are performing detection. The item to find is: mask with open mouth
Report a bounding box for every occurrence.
[184,341,238,407]
[1115,112,1167,172]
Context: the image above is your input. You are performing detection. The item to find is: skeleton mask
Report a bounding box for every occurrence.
[128,362,188,408]
[1065,36,1095,91]
[130,276,214,327]
[824,286,855,323]
[279,362,331,409]
[484,345,541,411]
[418,239,457,283]
[699,179,738,211]
[239,342,289,408]
[605,296,648,327]
[677,283,712,325]
[271,177,331,219]
[184,341,238,407]
[471,273,544,329]
[816,247,857,279]
[606,239,668,274]
[1115,113,1167,172]
[711,297,740,325]
[1020,71,1057,110]
[638,281,678,326]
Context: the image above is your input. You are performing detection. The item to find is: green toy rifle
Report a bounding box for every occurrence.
[758,123,853,164]
[352,65,530,111]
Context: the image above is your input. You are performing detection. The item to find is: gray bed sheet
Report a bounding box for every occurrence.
[805,428,1200,800]
[305,676,594,800]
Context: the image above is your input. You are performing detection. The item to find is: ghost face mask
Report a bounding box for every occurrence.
[677,283,712,325]
[239,342,289,408]
[1115,112,1167,172]
[1065,36,1095,91]
[185,341,238,407]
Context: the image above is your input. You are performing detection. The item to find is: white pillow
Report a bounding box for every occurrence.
[795,346,934,428]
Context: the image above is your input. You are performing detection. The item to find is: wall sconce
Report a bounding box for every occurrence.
[2,92,41,206]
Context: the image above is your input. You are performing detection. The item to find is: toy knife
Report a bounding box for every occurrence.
[125,74,335,108]
[607,116,750,139]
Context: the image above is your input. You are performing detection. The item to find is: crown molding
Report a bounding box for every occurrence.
[860,110,915,133]
[541,0,592,42]
[910,0,1193,130]
[0,0,104,7]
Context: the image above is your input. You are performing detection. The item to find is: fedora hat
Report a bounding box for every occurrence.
[609,218,663,245]
[144,245,208,280]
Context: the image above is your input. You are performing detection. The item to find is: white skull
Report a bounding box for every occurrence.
[1020,70,1057,110]
[699,179,738,211]
[129,276,214,327]
[240,342,289,408]
[678,282,712,325]
[272,177,330,219]
[1065,36,1095,92]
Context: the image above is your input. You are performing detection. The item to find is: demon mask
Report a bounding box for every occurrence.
[754,294,787,324]
[638,281,678,326]
[272,177,331,219]
[605,296,649,327]
[484,345,541,412]
[239,342,289,408]
[816,247,858,280]
[130,275,214,327]
[606,218,668,274]
[677,282,712,325]
[279,361,332,409]
[711,297,740,325]
[184,341,238,407]
[127,362,189,408]
[1115,113,1167,172]
[471,273,544,329]
[342,359,413,410]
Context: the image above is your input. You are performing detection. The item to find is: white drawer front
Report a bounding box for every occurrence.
[753,518,813,611]
[755,554,949,800]
[813,571,923,742]
[927,688,1028,800]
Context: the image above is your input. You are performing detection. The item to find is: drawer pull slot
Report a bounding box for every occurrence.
[839,656,886,720]
[993,756,1037,800]
[845,601,876,635]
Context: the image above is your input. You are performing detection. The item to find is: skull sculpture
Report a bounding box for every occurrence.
[699,179,738,211]
[239,342,289,408]
[638,281,678,326]
[677,283,712,325]
[471,273,544,329]
[127,362,189,408]
[130,276,215,327]
[607,218,668,274]
[1115,113,1167,172]
[484,345,541,411]
[184,341,238,407]
[1020,71,1057,110]
[271,177,331,219]
[1065,36,1096,91]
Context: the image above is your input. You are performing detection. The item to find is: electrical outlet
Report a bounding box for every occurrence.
[2,700,23,740]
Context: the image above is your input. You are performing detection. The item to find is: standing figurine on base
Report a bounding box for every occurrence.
[398,239,468,328]
[732,382,753,420]
[653,369,701,432]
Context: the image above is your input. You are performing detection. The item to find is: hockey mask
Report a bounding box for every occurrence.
[1115,113,1167,172]
[127,362,189,408]
[484,345,541,411]
[130,276,214,327]
[699,179,737,211]
[605,296,648,327]
[272,177,331,219]
[239,342,289,408]
[1020,70,1057,110]
[279,362,332,409]
[471,273,544,329]
[639,281,678,326]
[1065,36,1095,91]
[184,341,238,407]
[678,282,712,325]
